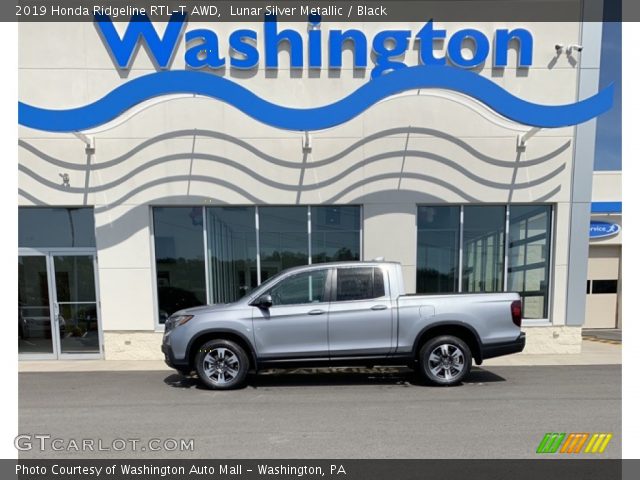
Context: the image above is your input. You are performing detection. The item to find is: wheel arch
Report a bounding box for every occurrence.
[412,321,483,365]
[186,329,258,371]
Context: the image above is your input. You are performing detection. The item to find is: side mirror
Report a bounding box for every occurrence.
[252,294,273,309]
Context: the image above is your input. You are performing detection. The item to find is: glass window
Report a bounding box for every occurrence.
[508,205,552,318]
[267,270,328,306]
[153,207,206,323]
[416,206,460,293]
[592,279,618,294]
[53,255,99,354]
[207,207,258,304]
[19,207,95,248]
[462,206,505,293]
[311,206,361,263]
[53,256,96,303]
[416,204,552,319]
[259,207,308,281]
[57,303,99,354]
[336,267,385,301]
[19,256,53,354]
[153,205,363,320]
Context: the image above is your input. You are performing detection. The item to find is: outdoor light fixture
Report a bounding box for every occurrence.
[302,131,312,153]
[568,44,584,53]
[72,131,95,154]
[59,173,70,188]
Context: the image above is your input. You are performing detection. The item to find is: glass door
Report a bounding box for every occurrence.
[18,255,55,356]
[18,251,102,359]
[51,254,101,356]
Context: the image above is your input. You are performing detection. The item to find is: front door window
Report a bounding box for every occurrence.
[267,270,329,306]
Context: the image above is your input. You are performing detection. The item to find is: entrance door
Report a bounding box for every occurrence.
[18,251,102,359]
[18,255,54,356]
[585,245,621,329]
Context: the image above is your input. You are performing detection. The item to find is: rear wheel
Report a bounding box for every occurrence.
[195,339,249,390]
[419,335,471,386]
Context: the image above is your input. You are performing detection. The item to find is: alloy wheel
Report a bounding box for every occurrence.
[427,344,465,381]
[203,348,240,385]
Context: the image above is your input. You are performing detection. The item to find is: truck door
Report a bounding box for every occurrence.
[252,268,330,359]
[328,266,393,357]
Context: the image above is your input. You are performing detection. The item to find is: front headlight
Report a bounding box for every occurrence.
[167,315,194,331]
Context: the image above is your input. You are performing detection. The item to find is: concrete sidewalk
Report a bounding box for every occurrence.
[18,339,621,372]
[482,338,621,366]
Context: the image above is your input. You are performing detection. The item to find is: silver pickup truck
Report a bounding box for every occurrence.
[162,261,525,389]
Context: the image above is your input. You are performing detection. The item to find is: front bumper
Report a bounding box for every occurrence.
[162,335,189,370]
[481,332,526,361]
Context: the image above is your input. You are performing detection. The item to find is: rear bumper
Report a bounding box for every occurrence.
[481,332,526,361]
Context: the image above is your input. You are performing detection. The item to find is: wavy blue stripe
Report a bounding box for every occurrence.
[18,66,613,132]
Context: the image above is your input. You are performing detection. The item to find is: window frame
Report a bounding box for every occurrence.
[416,205,461,294]
[507,205,554,321]
[151,206,208,326]
[152,205,363,329]
[206,206,259,304]
[461,205,507,294]
[415,203,555,324]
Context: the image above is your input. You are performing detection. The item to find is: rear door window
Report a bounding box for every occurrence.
[335,267,385,301]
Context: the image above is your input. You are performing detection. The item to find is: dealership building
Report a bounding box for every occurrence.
[18,15,620,361]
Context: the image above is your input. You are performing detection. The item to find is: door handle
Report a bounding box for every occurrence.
[307,309,326,315]
[371,305,388,310]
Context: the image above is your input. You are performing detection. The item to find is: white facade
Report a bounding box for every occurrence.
[18,20,606,359]
[586,172,622,329]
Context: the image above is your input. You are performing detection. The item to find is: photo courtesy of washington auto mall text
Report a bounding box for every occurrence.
[16,462,348,477]
[6,0,631,479]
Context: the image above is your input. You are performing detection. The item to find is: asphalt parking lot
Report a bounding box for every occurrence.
[18,365,621,459]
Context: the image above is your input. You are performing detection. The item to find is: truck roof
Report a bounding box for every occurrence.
[277,260,401,275]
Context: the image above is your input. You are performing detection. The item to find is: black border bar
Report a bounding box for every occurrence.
[4,0,628,22]
[6,459,628,480]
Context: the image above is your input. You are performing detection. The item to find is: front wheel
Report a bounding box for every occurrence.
[419,335,471,386]
[195,339,249,390]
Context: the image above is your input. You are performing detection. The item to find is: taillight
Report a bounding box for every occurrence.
[511,300,522,327]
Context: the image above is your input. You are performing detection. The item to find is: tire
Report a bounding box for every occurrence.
[418,335,472,386]
[195,339,249,390]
